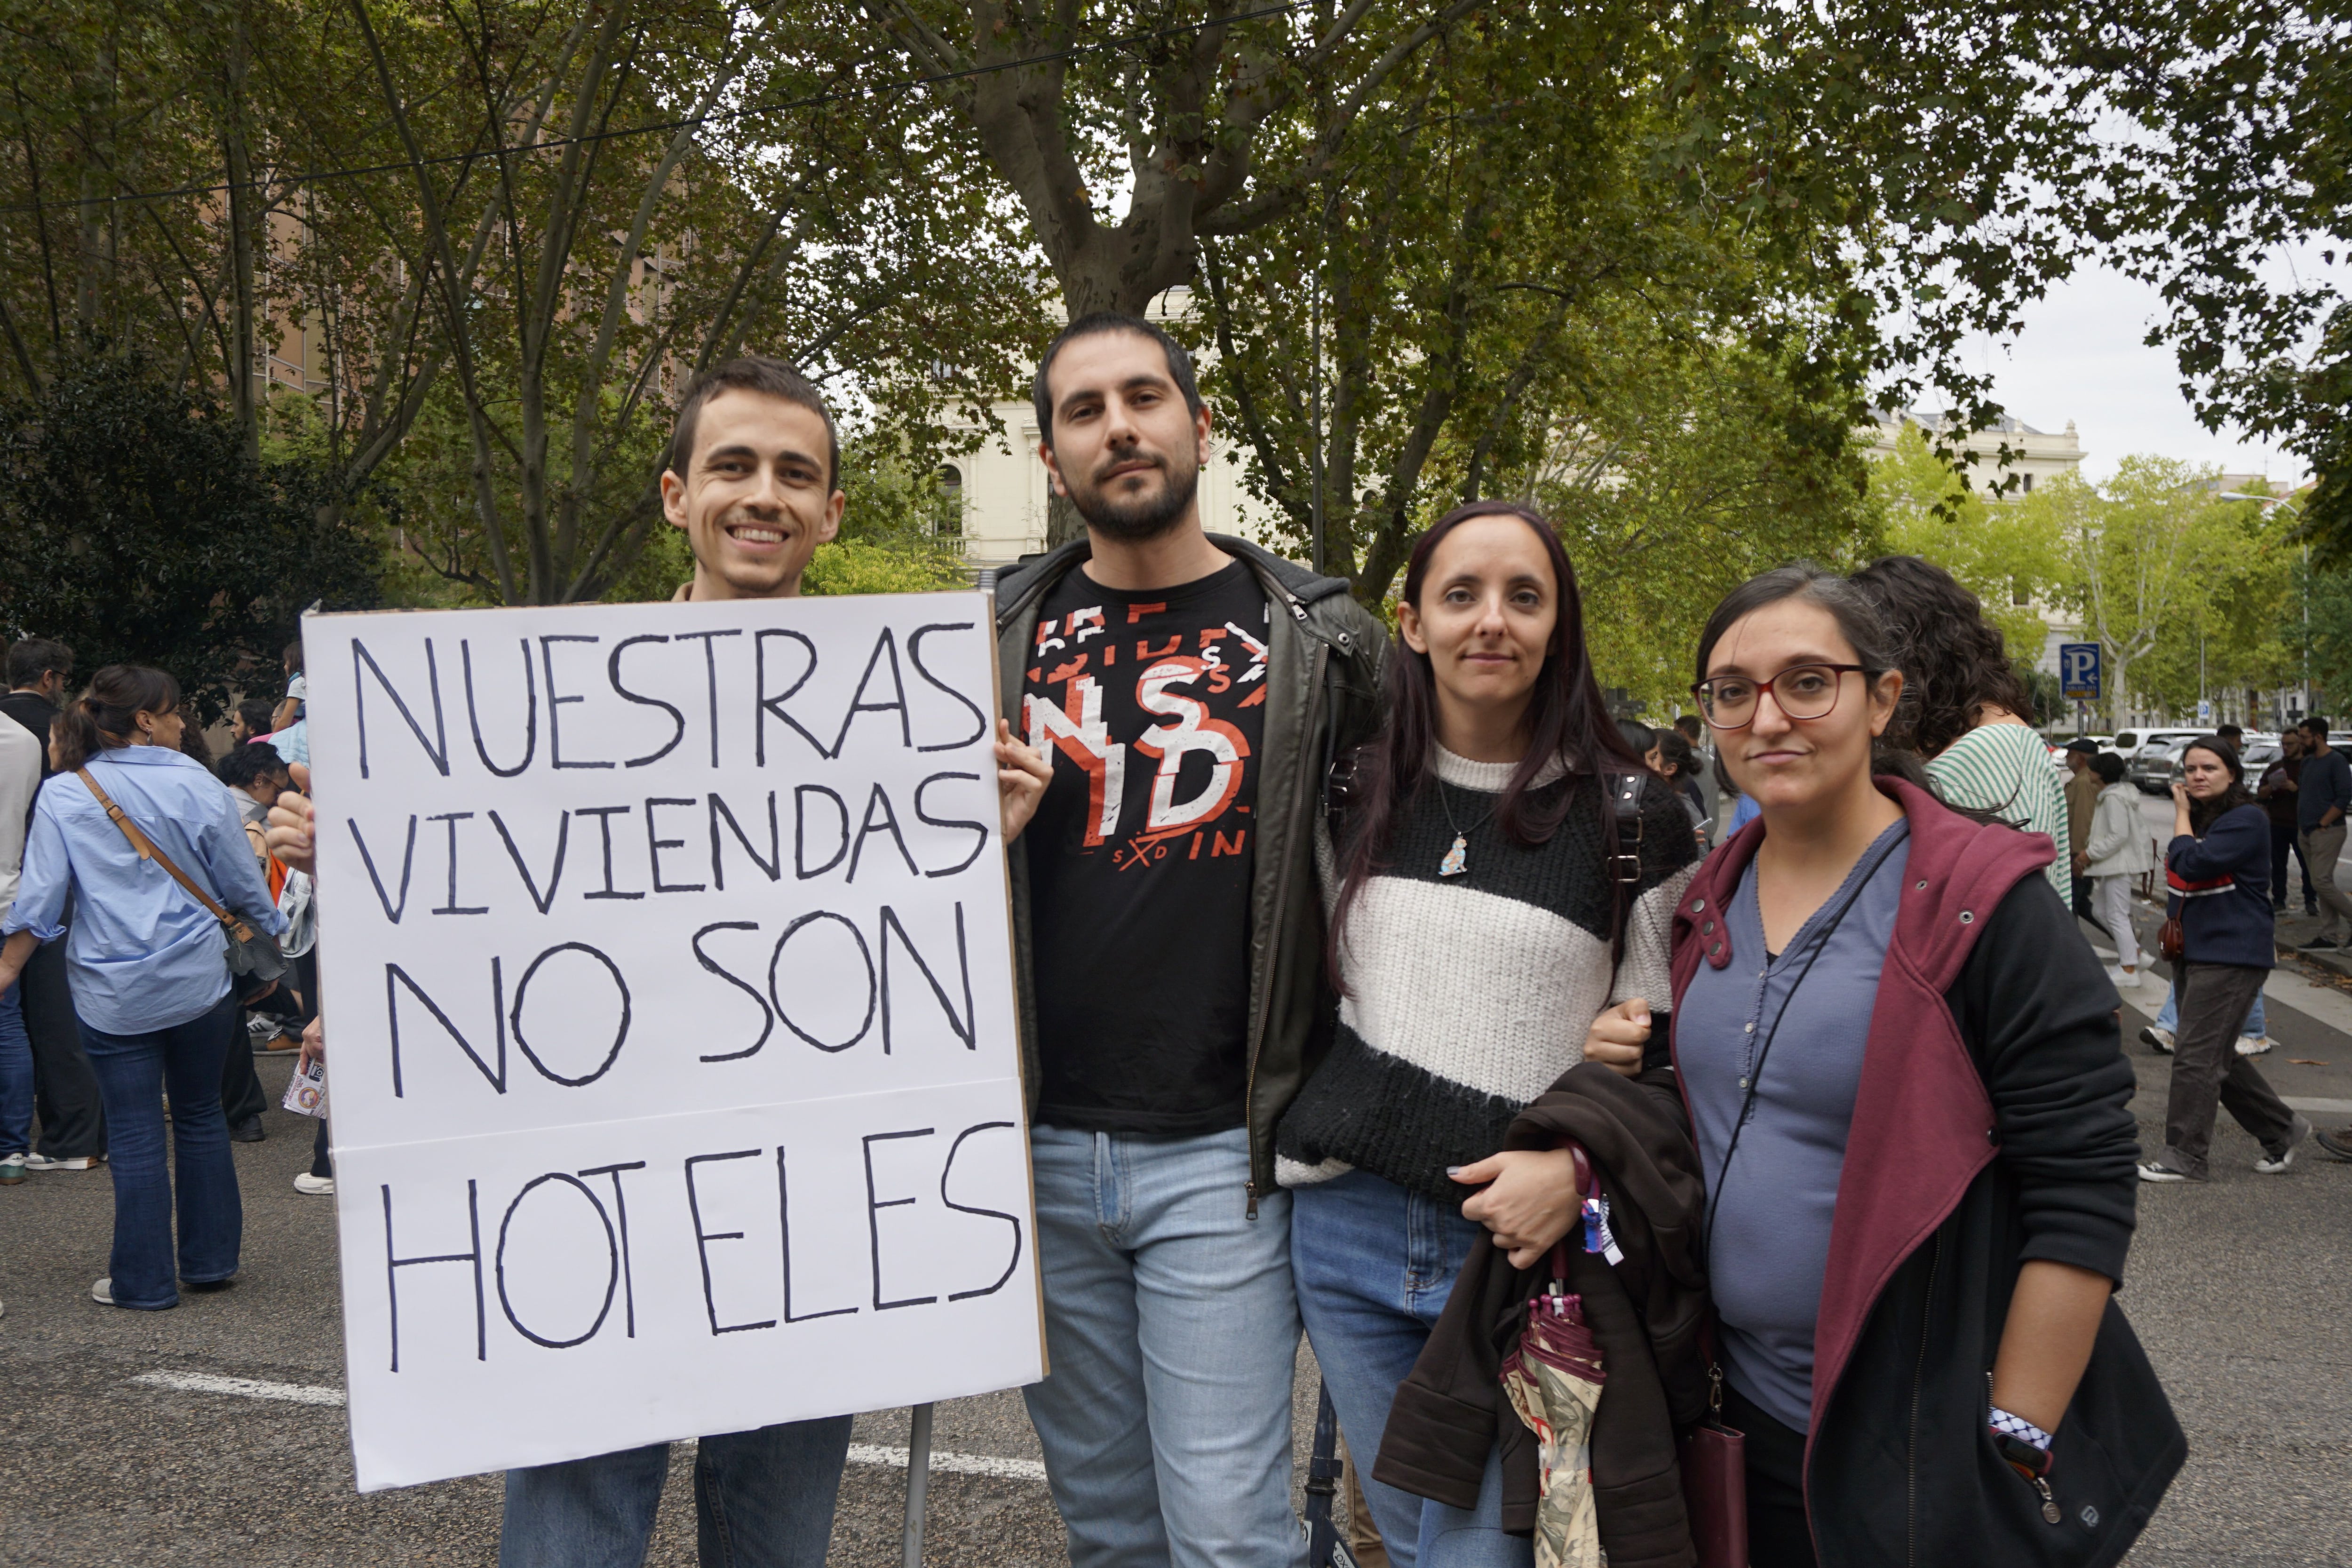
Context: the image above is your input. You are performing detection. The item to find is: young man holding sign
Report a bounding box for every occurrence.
[993,314,1385,1564]
[495,356,852,1568]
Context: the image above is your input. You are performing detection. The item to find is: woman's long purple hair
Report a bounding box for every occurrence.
[1329,501,1645,975]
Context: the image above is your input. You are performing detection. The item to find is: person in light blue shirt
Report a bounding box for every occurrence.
[0,665,284,1310]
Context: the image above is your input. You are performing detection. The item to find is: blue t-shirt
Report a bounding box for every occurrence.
[1679,819,1911,1433]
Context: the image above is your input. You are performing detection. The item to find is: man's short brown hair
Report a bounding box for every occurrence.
[666,356,839,488]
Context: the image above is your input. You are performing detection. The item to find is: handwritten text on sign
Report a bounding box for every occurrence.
[304,593,1039,1492]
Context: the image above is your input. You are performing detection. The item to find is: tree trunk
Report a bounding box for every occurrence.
[220,6,261,461]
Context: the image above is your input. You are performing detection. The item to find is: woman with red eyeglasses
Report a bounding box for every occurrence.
[1584,564,2179,1567]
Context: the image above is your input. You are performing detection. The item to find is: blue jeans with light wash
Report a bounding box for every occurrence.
[2153,984,2265,1039]
[0,981,32,1157]
[77,991,242,1308]
[499,1415,853,1568]
[1292,1169,1530,1568]
[1023,1123,1305,1568]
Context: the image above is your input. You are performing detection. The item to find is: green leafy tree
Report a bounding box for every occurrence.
[1182,8,1876,711]
[339,0,1046,605]
[2129,492,2297,715]
[1867,423,2065,658]
[0,353,381,719]
[2030,459,2285,728]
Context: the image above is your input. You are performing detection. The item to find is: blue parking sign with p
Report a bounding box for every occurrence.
[2060,643,2101,700]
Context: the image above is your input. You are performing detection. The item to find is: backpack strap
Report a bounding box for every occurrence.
[1605,770,1646,971]
[77,767,255,944]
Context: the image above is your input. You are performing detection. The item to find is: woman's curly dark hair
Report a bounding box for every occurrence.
[1849,555,2032,758]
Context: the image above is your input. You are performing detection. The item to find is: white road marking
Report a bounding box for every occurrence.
[846,1443,1048,1482]
[2284,1097,2352,1114]
[2259,970,2352,1034]
[128,1373,1051,1481]
[132,1370,347,1406]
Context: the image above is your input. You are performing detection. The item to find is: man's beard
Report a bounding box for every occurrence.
[1067,451,1200,541]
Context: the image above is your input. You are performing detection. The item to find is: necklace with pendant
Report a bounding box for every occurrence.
[1436,779,1501,877]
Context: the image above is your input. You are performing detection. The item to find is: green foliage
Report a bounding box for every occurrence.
[2304,558,2352,710]
[803,539,966,597]
[2003,459,2295,725]
[1867,423,2064,658]
[1189,6,1880,713]
[0,352,381,720]
[805,435,971,597]
[1544,325,1882,714]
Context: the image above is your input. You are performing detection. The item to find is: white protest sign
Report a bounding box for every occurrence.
[302,591,1040,1492]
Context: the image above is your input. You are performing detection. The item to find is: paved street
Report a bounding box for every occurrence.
[3,879,2348,1566]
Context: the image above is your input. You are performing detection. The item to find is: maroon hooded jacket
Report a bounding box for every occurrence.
[1670,779,2180,1568]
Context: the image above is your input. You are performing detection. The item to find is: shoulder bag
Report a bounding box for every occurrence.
[78,767,287,1003]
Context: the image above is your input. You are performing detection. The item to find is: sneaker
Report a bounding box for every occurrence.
[2137,1159,2201,1183]
[91,1276,114,1305]
[229,1117,266,1144]
[2139,1025,2175,1054]
[293,1172,335,1197]
[2104,965,2134,987]
[246,1015,280,1038]
[2315,1125,2352,1162]
[2298,935,2343,951]
[24,1152,102,1172]
[2256,1114,2313,1175]
[0,1153,24,1185]
[2235,1035,2275,1056]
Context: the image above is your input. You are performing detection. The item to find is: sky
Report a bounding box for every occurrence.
[1955,262,2323,486]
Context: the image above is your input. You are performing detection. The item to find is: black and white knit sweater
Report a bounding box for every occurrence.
[1276,745,1699,1202]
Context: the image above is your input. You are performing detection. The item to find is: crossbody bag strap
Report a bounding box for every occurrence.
[76,767,255,943]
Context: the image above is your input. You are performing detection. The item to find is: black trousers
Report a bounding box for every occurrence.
[1723,1380,1818,1568]
[2271,819,2315,909]
[20,937,105,1158]
[220,1009,269,1128]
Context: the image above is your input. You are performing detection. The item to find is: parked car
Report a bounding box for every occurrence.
[2154,735,2284,791]
[2112,728,2203,762]
[2129,739,2192,793]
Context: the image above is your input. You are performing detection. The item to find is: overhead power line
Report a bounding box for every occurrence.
[0,0,1316,220]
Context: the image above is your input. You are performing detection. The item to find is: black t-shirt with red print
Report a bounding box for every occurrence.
[1020,558,1268,1135]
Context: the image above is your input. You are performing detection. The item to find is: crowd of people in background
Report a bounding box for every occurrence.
[2,312,2349,1568]
[0,636,325,1322]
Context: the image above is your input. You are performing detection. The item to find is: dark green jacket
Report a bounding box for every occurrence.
[985,534,1387,1202]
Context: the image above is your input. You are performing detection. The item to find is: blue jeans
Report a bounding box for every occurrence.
[1024,1123,1305,1568]
[0,981,32,1157]
[2153,985,2264,1038]
[500,1416,853,1568]
[78,991,243,1308]
[1293,1170,1528,1568]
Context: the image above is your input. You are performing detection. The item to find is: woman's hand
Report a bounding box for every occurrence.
[1583,998,1652,1080]
[296,1015,325,1072]
[267,761,317,875]
[995,720,1051,844]
[1454,1147,1580,1269]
